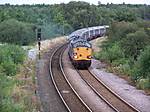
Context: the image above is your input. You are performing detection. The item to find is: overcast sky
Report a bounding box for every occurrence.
[0,0,149,5]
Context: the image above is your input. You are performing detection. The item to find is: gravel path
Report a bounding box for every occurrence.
[36,37,68,112]
[89,59,150,112]
[36,50,67,112]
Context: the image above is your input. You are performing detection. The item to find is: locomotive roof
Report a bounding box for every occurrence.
[68,25,109,40]
[71,39,91,48]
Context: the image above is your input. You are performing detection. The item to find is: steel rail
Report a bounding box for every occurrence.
[49,43,92,112]
[77,69,119,112]
[49,44,71,112]
[76,69,140,112]
[88,69,141,112]
[59,46,93,112]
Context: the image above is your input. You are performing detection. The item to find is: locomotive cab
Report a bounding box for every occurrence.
[69,39,92,69]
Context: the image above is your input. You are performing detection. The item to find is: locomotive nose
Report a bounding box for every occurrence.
[73,52,78,59]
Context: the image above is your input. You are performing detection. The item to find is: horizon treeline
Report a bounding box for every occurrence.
[0,1,150,45]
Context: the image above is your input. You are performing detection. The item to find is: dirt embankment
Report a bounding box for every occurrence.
[36,36,67,51]
[90,36,107,52]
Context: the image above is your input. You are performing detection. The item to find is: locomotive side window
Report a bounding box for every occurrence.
[90,30,94,36]
[82,33,87,40]
[95,29,99,35]
[100,28,105,33]
[100,28,105,36]
[85,32,89,38]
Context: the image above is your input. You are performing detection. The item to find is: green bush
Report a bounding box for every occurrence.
[111,58,129,66]
[0,44,25,64]
[129,46,150,89]
[120,29,149,60]
[94,50,108,61]
[0,44,25,76]
[0,97,24,112]
[109,22,138,42]
[1,61,17,76]
[135,46,150,80]
[136,79,150,89]
[136,20,150,36]
[97,21,150,89]
[0,19,35,45]
[0,44,26,112]
[97,42,125,63]
[0,73,15,96]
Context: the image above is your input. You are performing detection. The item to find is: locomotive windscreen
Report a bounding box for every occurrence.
[72,40,91,48]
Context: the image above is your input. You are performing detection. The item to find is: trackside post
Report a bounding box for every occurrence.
[37,28,41,59]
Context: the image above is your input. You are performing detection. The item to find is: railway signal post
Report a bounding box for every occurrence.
[37,28,41,59]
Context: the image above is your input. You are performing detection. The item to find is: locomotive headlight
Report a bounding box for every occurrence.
[74,55,78,59]
[73,53,78,59]
[87,55,92,59]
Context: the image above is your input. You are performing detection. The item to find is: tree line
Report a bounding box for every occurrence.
[0,2,150,45]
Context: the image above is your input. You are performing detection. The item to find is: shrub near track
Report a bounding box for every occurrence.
[94,21,150,89]
[0,44,26,112]
[0,44,25,76]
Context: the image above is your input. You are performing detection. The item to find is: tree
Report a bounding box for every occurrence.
[0,19,35,45]
[114,7,137,22]
[137,46,150,79]
[109,21,138,42]
[120,29,149,60]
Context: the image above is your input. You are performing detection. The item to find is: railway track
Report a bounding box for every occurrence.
[77,69,140,112]
[49,44,92,112]
[49,43,141,112]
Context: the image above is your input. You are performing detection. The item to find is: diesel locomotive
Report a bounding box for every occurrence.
[68,25,109,69]
[68,38,92,69]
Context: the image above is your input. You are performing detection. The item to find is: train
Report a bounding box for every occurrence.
[67,25,109,42]
[68,38,92,69]
[68,25,109,69]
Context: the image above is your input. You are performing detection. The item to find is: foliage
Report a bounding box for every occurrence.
[96,21,150,88]
[41,22,73,38]
[120,29,149,60]
[0,19,35,45]
[0,44,26,112]
[136,79,150,89]
[108,21,138,42]
[0,2,150,43]
[96,42,125,64]
[136,20,150,36]
[0,74,24,112]
[1,61,17,76]
[134,46,150,80]
[114,7,137,22]
[0,73,15,95]
[0,44,25,76]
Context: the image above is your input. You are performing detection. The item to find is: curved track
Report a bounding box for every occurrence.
[49,44,92,112]
[77,69,140,112]
[48,43,141,112]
